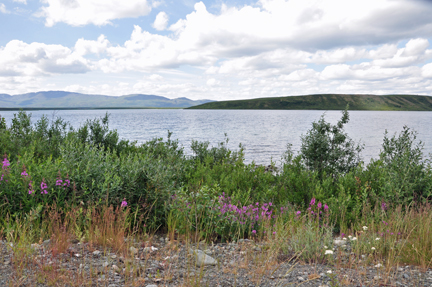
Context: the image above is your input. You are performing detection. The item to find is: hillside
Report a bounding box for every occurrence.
[188,94,432,111]
[0,91,213,109]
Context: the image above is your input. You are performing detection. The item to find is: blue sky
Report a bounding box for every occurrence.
[1,0,432,100]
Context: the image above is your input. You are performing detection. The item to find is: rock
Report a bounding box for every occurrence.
[333,239,347,246]
[403,273,410,279]
[112,265,120,272]
[188,248,217,267]
[143,246,158,252]
[102,261,109,268]
[31,243,40,249]
[298,276,305,281]
[43,239,51,245]
[129,246,138,255]
[93,250,101,257]
[146,285,158,287]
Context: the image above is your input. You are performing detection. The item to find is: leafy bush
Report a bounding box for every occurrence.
[300,106,363,179]
[377,126,431,202]
[169,185,277,241]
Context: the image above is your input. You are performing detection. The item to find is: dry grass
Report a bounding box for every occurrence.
[1,202,432,286]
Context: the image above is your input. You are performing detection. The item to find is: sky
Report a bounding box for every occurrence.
[1,0,432,101]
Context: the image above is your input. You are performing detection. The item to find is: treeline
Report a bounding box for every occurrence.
[0,109,431,235]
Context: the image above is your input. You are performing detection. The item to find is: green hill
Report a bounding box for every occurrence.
[187,94,432,111]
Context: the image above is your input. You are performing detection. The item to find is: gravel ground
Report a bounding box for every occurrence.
[1,236,432,287]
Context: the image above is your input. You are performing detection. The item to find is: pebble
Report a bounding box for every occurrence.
[129,246,138,255]
[1,236,431,287]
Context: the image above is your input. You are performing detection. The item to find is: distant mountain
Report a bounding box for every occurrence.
[188,94,432,111]
[0,91,214,109]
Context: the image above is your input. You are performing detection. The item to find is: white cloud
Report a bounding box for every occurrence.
[0,40,90,77]
[153,11,169,31]
[149,74,163,81]
[371,39,432,68]
[0,3,9,13]
[422,63,432,78]
[74,35,110,56]
[38,0,153,27]
[13,0,27,4]
[206,78,219,86]
[3,0,432,99]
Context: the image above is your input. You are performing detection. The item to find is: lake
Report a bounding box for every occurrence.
[1,109,431,165]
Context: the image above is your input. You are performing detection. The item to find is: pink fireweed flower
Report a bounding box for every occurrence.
[2,157,10,168]
[40,179,48,194]
[317,202,322,209]
[310,197,316,206]
[252,230,256,234]
[296,211,301,216]
[21,170,29,177]
[121,198,127,207]
[324,204,329,211]
[28,181,34,195]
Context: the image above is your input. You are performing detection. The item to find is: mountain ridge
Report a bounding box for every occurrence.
[0,91,213,109]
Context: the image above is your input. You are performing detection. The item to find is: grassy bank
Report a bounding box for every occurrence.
[1,109,432,285]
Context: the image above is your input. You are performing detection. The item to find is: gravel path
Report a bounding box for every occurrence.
[1,236,432,287]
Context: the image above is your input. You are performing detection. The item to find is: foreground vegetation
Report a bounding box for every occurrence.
[1,108,432,285]
[188,94,432,111]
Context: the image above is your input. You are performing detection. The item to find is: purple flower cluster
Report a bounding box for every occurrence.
[121,198,127,208]
[41,179,48,194]
[55,171,70,189]
[2,157,10,168]
[28,181,35,195]
[300,197,330,222]
[1,156,10,184]
[214,193,275,228]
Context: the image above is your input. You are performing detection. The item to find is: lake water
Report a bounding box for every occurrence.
[1,109,431,165]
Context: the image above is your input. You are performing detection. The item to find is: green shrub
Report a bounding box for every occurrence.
[300,106,363,179]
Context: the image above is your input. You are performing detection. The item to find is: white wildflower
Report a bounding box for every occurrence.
[362,226,368,231]
[326,270,332,274]
[343,237,347,240]
[348,235,352,239]
[324,245,328,249]
[351,237,357,241]
[325,250,334,255]
[371,247,376,250]
[375,238,380,241]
